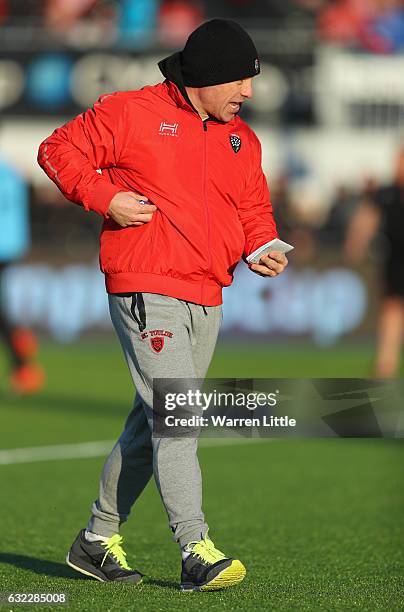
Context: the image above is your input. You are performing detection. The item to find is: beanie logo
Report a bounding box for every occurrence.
[254,58,259,73]
[230,134,241,154]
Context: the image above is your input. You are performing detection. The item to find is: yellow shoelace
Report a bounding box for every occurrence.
[100,534,131,570]
[186,535,227,564]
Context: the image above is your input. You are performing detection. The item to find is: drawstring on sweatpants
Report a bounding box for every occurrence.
[130,293,147,332]
[202,306,208,316]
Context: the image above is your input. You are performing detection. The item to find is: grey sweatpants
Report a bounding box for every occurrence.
[88,292,222,547]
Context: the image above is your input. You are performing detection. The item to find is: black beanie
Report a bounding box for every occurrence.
[180,19,260,87]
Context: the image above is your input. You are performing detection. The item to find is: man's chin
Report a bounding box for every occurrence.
[210,110,236,123]
[221,112,236,123]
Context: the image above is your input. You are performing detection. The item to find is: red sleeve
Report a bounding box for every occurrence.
[238,133,278,258]
[37,92,127,217]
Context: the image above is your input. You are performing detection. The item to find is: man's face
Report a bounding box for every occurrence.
[198,78,253,122]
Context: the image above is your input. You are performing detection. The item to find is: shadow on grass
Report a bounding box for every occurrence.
[0,554,179,589]
[0,553,83,580]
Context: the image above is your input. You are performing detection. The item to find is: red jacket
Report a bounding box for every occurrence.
[38,81,278,305]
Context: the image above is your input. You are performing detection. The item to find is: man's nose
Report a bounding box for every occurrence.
[241,79,253,99]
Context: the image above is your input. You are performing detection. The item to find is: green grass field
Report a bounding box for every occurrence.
[0,338,403,611]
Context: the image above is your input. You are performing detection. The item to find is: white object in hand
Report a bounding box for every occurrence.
[246,238,294,264]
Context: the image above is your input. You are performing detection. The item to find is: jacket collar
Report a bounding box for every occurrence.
[158,51,196,113]
[167,80,195,113]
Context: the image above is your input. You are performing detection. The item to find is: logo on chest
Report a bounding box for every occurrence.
[159,122,179,137]
[229,133,241,153]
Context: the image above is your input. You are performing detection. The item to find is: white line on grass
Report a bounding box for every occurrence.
[0,437,271,465]
[0,440,115,465]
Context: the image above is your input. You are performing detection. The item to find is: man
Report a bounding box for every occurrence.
[345,149,404,378]
[38,19,288,591]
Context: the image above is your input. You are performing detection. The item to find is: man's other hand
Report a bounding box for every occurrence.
[107,192,157,227]
[249,251,288,277]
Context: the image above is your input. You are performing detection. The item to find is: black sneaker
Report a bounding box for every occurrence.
[66,529,143,583]
[180,534,246,592]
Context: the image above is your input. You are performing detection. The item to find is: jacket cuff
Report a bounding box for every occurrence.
[244,233,279,260]
[87,180,123,217]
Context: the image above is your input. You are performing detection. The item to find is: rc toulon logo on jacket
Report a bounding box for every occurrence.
[230,134,241,153]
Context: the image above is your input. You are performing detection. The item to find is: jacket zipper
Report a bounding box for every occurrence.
[202,119,212,301]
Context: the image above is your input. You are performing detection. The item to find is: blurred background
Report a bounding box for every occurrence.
[1,0,404,388]
[1,5,403,606]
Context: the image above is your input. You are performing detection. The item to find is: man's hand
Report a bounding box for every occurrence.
[107,192,157,227]
[249,251,288,277]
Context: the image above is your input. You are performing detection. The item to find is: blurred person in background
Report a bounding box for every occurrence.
[271,174,294,241]
[2,0,40,24]
[345,148,404,377]
[320,183,359,249]
[0,0,8,24]
[368,0,404,53]
[270,174,318,263]
[38,18,288,591]
[318,0,404,53]
[117,0,160,48]
[158,0,204,47]
[44,0,97,31]
[203,0,320,22]
[317,0,376,48]
[43,0,117,46]
[0,157,45,394]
